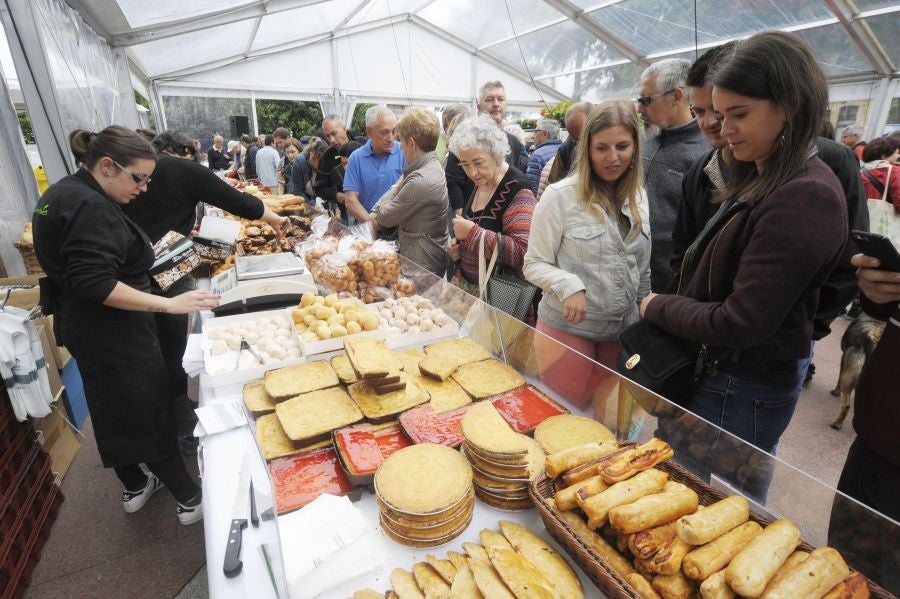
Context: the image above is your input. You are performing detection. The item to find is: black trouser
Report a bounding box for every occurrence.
[114,451,200,504]
[828,438,900,595]
[153,277,197,437]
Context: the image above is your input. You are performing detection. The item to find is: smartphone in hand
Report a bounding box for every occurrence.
[850,230,900,271]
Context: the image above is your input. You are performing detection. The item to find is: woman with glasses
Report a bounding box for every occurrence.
[32,126,222,525]
[121,129,285,454]
[524,101,650,407]
[638,32,847,499]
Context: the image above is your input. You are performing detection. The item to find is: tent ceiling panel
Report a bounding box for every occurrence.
[418,0,564,49]
[484,19,627,79]
[334,21,414,99]
[347,0,433,26]
[251,1,349,50]
[854,0,900,11]
[161,41,334,93]
[862,14,899,70]
[793,22,876,76]
[586,0,833,56]
[116,0,254,29]
[129,19,257,77]
[407,24,477,101]
[475,58,561,106]
[541,60,646,101]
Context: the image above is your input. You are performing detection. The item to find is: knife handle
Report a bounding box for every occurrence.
[223,518,248,577]
[249,482,259,527]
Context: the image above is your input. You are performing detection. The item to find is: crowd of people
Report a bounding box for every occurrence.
[29,30,899,580]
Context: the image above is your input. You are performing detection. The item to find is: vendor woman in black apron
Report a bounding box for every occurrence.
[32,126,220,525]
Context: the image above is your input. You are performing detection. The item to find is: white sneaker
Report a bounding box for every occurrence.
[122,473,163,514]
[176,493,203,526]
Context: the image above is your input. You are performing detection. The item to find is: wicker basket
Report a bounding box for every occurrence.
[14,243,44,275]
[530,457,897,599]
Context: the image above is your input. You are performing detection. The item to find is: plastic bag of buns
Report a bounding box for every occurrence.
[302,236,337,272]
[359,240,400,288]
[314,249,359,296]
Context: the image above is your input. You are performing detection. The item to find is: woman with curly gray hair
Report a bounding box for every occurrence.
[447,114,536,297]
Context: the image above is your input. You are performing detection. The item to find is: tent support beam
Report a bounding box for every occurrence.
[408,15,571,102]
[539,0,648,67]
[109,0,330,47]
[823,0,894,76]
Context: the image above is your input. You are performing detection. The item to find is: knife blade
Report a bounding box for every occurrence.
[249,480,259,527]
[223,453,252,578]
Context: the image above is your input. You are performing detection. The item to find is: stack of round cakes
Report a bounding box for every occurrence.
[374,443,474,548]
[461,401,545,511]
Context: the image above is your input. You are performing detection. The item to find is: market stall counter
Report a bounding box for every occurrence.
[193,232,899,599]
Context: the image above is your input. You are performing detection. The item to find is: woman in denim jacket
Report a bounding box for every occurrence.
[524,101,650,406]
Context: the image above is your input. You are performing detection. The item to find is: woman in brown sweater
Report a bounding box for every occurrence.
[639,32,847,499]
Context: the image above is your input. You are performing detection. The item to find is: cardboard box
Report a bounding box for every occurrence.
[193,236,234,260]
[32,315,71,368]
[33,389,81,481]
[34,323,62,397]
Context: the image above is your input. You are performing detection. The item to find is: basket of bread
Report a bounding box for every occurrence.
[529,438,891,599]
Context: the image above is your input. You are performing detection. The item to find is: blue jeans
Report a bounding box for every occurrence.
[658,362,803,503]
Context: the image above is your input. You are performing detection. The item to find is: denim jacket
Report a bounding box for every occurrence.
[524,176,651,341]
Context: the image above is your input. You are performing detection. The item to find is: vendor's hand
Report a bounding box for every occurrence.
[169,290,220,314]
[852,253,900,304]
[447,238,460,261]
[453,216,476,240]
[563,291,587,324]
[639,292,658,317]
[369,215,379,237]
[261,211,288,239]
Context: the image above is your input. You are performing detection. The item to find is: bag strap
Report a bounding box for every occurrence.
[862,167,887,199]
[477,232,500,301]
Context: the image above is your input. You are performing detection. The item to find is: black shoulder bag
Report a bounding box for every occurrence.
[617,197,749,404]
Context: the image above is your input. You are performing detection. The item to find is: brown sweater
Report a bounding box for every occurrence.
[645,157,847,379]
[855,297,900,467]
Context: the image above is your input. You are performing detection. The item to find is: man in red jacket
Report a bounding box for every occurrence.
[828,253,900,594]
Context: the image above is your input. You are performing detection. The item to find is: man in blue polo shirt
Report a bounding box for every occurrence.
[343,106,405,224]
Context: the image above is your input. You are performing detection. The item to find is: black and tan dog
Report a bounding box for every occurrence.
[830,314,886,430]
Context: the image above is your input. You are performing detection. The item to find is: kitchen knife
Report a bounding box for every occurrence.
[223,453,252,577]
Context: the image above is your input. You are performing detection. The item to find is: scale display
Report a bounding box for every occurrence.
[235,253,305,281]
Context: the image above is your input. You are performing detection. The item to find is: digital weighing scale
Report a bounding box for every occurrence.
[210,253,317,315]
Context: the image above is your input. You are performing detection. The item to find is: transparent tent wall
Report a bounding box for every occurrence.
[161,95,253,152]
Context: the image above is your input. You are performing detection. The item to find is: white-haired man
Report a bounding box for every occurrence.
[343,105,406,223]
[840,124,867,161]
[637,58,709,292]
[526,118,561,194]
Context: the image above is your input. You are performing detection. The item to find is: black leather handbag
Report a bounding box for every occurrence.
[617,320,704,404]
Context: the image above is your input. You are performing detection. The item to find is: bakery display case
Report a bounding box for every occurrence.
[196,236,900,599]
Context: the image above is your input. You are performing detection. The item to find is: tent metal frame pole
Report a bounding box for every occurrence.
[1,0,73,182]
[864,77,896,141]
[824,0,894,76]
[540,0,648,67]
[112,47,140,129]
[150,80,168,131]
[251,91,259,136]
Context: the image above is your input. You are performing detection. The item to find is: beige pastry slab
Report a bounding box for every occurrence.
[452,359,526,399]
[263,360,340,401]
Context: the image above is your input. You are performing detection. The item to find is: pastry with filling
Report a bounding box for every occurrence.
[425,337,491,366]
[243,380,275,416]
[264,360,339,400]
[275,386,363,445]
[452,359,525,399]
[349,373,429,421]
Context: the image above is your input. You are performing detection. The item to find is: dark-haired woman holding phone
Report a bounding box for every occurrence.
[32,126,220,525]
[639,32,847,498]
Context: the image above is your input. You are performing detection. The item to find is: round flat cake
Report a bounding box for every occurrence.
[375,443,473,514]
[534,414,616,454]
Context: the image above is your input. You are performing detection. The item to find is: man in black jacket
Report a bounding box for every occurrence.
[547,101,592,185]
[671,43,868,378]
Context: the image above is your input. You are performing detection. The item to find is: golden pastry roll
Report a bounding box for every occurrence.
[629,520,678,559]
[651,570,695,599]
[682,521,763,581]
[498,520,584,599]
[699,570,735,599]
[560,445,631,486]
[582,469,669,529]
[546,441,620,478]
[763,551,809,591]
[634,556,655,579]
[626,573,662,599]
[663,481,690,493]
[555,474,608,511]
[616,532,631,554]
[556,509,635,578]
[609,488,699,534]
[725,519,801,598]
[677,496,750,546]
[645,534,692,576]
[574,476,611,508]
[760,547,850,599]
[597,438,674,484]
[821,572,871,599]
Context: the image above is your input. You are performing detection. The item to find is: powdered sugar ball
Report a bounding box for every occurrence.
[210,340,228,355]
